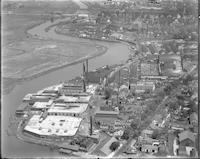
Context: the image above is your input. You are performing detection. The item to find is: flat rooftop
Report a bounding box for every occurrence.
[56,95,91,103]
[48,103,88,114]
[24,115,82,136]
[32,100,53,109]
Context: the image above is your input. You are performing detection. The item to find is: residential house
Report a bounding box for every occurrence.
[141,144,159,154]
[178,145,196,157]
[189,112,198,126]
[178,130,196,147]
[141,129,153,138]
[177,130,197,157]
[130,81,155,94]
[138,136,159,145]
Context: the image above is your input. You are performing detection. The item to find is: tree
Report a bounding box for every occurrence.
[109,141,120,151]
[104,87,112,99]
[130,120,139,130]
[164,84,172,95]
[183,74,193,85]
[121,129,131,140]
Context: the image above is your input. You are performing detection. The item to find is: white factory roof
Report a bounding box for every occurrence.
[24,115,82,136]
[44,84,63,91]
[23,93,33,101]
[57,95,91,103]
[32,100,53,109]
[48,103,88,114]
[37,84,62,94]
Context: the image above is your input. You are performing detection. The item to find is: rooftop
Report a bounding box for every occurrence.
[56,95,91,103]
[32,100,53,109]
[42,84,62,92]
[178,130,196,143]
[24,115,82,136]
[142,144,158,150]
[95,110,119,115]
[48,103,88,114]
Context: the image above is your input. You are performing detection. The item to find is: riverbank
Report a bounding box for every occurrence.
[3,14,109,95]
[3,44,107,95]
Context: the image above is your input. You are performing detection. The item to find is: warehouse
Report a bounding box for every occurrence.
[24,115,82,137]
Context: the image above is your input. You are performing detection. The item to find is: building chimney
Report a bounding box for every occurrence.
[83,62,86,76]
[128,67,131,90]
[86,59,88,73]
[83,63,86,92]
[90,116,93,136]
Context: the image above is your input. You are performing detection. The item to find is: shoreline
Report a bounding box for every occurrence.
[3,15,110,95]
[3,45,107,95]
[2,12,135,95]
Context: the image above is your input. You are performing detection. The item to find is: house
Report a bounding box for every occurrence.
[95,109,119,118]
[141,129,153,138]
[189,112,198,126]
[130,81,155,94]
[177,130,197,157]
[170,121,189,131]
[138,136,159,145]
[178,130,196,147]
[178,145,196,157]
[141,144,158,154]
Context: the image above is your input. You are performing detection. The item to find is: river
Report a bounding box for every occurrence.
[2,17,131,158]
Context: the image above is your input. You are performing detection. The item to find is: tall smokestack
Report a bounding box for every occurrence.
[86,59,88,73]
[90,116,93,136]
[83,63,86,92]
[86,59,88,84]
[181,46,183,70]
[128,68,131,90]
[83,62,86,75]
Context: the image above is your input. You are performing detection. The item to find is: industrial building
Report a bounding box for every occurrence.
[24,115,82,137]
[95,109,119,118]
[31,100,54,111]
[130,81,155,93]
[47,103,88,117]
[54,95,91,103]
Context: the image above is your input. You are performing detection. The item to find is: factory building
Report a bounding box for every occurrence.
[130,81,155,93]
[24,115,82,137]
[47,103,88,117]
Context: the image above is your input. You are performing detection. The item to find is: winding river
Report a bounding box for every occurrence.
[2,16,131,157]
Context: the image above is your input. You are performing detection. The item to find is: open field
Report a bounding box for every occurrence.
[3,39,105,79]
